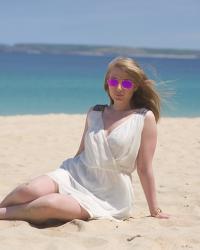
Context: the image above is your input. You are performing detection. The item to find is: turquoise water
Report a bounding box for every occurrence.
[0,52,199,117]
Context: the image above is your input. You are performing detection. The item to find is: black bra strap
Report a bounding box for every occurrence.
[93,105,148,115]
[93,104,108,111]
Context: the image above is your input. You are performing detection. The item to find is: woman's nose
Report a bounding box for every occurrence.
[116,81,123,91]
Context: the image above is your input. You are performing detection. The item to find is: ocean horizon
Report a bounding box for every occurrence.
[0,52,199,117]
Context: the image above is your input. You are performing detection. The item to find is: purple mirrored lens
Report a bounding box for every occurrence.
[107,78,118,86]
[122,80,133,89]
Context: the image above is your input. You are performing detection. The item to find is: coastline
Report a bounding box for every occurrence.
[0,114,199,249]
[1,44,200,59]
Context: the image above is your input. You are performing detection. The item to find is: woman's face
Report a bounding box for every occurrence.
[107,67,136,105]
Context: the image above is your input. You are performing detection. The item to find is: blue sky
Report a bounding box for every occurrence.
[0,0,199,49]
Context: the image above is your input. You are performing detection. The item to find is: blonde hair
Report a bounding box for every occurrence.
[104,56,161,123]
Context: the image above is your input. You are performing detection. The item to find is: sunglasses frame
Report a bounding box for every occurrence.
[107,78,134,89]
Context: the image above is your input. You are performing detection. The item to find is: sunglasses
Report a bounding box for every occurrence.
[107,78,134,89]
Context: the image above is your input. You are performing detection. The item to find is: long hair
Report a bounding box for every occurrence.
[104,56,161,123]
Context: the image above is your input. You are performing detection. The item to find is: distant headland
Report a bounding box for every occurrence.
[0,43,199,59]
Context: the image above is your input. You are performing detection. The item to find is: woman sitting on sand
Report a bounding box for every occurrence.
[0,56,170,224]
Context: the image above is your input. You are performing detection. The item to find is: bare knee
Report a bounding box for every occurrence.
[41,193,91,221]
[15,183,39,200]
[29,194,61,219]
[22,175,58,197]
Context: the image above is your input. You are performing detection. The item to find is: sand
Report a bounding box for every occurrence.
[0,114,199,250]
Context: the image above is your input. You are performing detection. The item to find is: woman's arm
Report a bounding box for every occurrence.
[136,111,170,218]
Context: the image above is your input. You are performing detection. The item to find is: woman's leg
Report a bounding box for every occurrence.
[0,175,58,208]
[0,193,90,224]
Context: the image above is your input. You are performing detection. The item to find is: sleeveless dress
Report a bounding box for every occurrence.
[45,104,148,222]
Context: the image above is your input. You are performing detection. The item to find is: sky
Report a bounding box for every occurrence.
[0,0,199,50]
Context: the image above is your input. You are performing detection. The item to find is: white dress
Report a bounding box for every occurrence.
[45,105,148,222]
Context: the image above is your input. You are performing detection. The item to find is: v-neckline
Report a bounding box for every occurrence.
[100,106,140,138]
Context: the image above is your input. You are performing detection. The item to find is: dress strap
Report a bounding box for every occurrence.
[93,104,108,111]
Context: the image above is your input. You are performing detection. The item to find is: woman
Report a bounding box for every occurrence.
[0,57,170,224]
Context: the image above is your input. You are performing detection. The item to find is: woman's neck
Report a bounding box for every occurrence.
[109,104,132,112]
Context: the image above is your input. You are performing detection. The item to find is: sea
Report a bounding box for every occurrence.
[0,52,199,117]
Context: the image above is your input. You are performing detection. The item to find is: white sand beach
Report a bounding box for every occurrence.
[0,114,199,250]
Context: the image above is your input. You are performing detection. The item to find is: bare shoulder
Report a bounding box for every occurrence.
[142,110,157,136]
[144,110,156,124]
